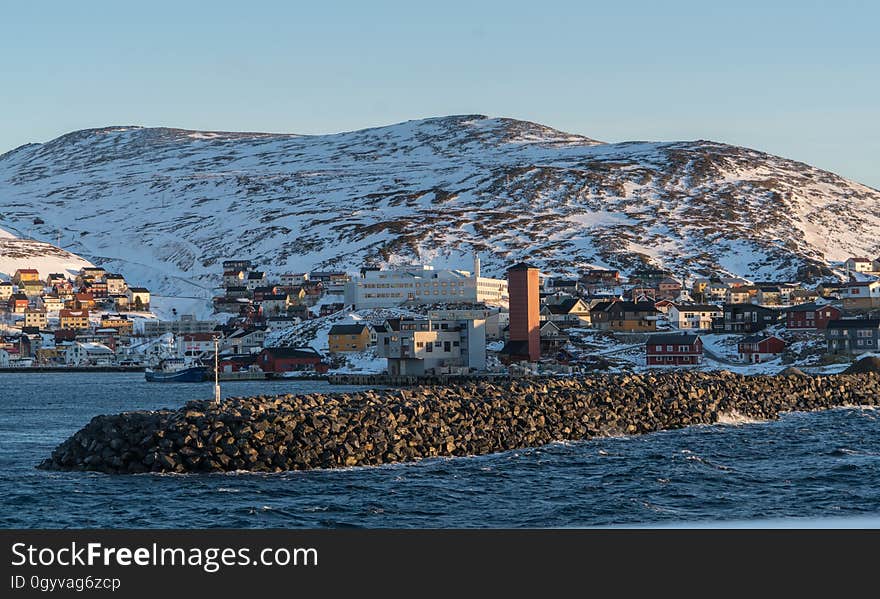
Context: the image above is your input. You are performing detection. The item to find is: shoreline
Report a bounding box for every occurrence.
[38,371,880,475]
[0,366,146,373]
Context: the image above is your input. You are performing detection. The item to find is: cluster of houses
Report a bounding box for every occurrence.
[214,259,349,322]
[320,258,879,374]
[3,253,878,374]
[0,266,152,367]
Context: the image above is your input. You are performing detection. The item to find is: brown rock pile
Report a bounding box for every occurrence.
[38,371,880,474]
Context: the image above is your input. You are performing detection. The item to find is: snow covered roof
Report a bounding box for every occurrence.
[74,342,113,353]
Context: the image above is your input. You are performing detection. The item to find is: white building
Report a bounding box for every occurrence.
[427,306,503,340]
[281,273,309,286]
[221,327,267,354]
[40,295,65,312]
[65,342,115,366]
[840,280,880,309]
[176,333,216,357]
[667,304,722,330]
[245,271,266,291]
[375,317,486,375]
[105,274,127,295]
[845,257,875,273]
[142,315,215,337]
[344,257,508,309]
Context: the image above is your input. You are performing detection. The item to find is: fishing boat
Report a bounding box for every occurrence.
[144,358,209,383]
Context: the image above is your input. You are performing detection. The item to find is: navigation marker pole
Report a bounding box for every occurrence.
[213,336,221,405]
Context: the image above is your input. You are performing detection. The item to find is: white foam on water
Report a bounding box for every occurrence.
[715,411,765,426]
[608,515,880,529]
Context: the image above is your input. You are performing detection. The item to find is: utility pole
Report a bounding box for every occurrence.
[213,336,221,405]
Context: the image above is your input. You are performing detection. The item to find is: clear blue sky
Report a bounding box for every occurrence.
[1,0,877,188]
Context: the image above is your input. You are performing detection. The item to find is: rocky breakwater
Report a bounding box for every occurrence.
[39,371,880,474]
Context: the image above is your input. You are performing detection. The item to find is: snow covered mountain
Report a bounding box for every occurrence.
[0,115,877,294]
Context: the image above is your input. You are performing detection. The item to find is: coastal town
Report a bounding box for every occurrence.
[1,253,878,377]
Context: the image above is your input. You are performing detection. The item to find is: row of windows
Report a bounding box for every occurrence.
[415,340,460,348]
[651,356,697,363]
[829,329,877,336]
[363,281,467,288]
[653,345,696,352]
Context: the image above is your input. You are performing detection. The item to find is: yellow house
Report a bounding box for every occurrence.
[328,324,372,353]
[12,269,40,285]
[100,315,134,335]
[60,309,90,330]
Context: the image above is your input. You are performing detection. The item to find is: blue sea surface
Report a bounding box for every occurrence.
[1,372,879,528]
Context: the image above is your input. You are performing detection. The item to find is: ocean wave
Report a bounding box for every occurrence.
[715,411,765,425]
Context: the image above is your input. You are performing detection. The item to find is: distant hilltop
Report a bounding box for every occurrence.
[0,228,93,282]
[0,114,878,295]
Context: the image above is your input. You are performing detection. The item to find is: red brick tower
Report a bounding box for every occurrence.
[506,262,540,362]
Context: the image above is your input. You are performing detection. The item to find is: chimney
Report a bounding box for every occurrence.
[473,253,481,279]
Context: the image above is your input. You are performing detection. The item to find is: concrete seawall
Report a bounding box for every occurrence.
[38,371,880,474]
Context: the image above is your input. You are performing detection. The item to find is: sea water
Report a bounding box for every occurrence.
[1,372,879,528]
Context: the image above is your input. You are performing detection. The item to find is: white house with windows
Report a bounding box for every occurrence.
[374,317,486,375]
[344,259,508,310]
[64,342,115,366]
[667,304,722,330]
[281,273,309,286]
[845,257,875,273]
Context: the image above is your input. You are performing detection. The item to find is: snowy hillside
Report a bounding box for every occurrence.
[1,115,878,293]
[0,227,93,281]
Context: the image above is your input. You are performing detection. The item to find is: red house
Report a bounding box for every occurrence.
[8,293,29,313]
[646,333,703,366]
[257,347,328,373]
[219,354,260,373]
[738,334,786,363]
[786,303,841,330]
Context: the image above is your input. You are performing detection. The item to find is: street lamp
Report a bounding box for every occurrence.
[213,335,221,405]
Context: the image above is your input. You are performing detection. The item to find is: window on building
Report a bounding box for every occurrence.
[666,345,673,351]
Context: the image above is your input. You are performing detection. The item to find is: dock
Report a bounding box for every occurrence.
[326,373,521,386]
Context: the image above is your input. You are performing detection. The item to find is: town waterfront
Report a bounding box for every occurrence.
[2,372,880,528]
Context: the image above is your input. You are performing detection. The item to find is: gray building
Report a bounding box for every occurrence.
[826,318,880,355]
[375,317,486,376]
[142,315,216,337]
